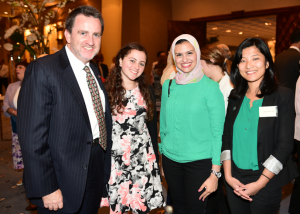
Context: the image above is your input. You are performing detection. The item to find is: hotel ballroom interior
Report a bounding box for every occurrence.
[0,0,300,213]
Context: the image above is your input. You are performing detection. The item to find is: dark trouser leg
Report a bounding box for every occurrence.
[206,168,230,214]
[289,139,300,214]
[162,155,210,214]
[76,144,104,214]
[163,155,186,214]
[226,163,281,214]
[37,145,104,214]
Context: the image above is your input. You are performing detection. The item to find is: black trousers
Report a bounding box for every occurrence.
[0,77,8,94]
[289,139,300,214]
[205,168,230,214]
[37,144,104,214]
[225,162,281,214]
[162,155,211,214]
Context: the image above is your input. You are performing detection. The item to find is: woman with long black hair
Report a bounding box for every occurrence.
[221,37,299,214]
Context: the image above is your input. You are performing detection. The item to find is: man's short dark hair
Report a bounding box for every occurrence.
[65,5,104,35]
[291,28,300,44]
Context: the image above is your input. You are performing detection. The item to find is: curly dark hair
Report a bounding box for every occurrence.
[105,42,154,121]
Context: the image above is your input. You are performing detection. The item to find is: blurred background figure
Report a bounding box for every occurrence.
[0,59,9,95]
[109,56,116,74]
[2,61,37,211]
[94,53,109,79]
[217,44,232,60]
[153,51,167,104]
[152,51,165,70]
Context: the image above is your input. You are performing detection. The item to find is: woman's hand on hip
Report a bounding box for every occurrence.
[198,173,218,201]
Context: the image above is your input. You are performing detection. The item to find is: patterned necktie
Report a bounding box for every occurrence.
[84,66,107,150]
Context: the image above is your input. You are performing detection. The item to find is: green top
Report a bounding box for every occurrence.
[233,96,263,170]
[159,75,225,165]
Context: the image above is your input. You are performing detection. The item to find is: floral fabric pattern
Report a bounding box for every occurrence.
[101,87,164,213]
[12,132,24,169]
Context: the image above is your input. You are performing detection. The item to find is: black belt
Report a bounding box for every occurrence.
[92,138,99,146]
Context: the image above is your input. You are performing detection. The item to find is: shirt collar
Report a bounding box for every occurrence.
[290,46,300,53]
[65,45,90,72]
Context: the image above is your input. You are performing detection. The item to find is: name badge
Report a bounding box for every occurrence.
[259,106,278,117]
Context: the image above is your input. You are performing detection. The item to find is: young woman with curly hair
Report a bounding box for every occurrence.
[100,42,165,214]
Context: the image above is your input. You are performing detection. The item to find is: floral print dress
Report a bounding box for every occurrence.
[101,87,164,214]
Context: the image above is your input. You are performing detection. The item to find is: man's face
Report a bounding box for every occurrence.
[65,14,102,64]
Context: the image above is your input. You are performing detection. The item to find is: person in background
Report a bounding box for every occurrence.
[101,42,164,214]
[0,59,9,95]
[2,61,37,211]
[160,51,177,86]
[217,44,232,60]
[201,44,233,113]
[152,51,165,70]
[94,53,109,79]
[200,44,232,214]
[222,37,299,214]
[109,56,116,74]
[275,28,300,92]
[274,28,300,214]
[160,34,225,214]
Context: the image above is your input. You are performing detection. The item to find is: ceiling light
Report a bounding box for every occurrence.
[24,5,28,7]
[212,27,218,30]
[272,37,275,39]
[4,12,8,14]
[239,32,243,35]
[226,30,231,33]
[265,22,272,26]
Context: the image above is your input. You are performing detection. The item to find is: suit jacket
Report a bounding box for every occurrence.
[100,63,109,79]
[275,48,300,92]
[17,47,113,213]
[222,86,299,191]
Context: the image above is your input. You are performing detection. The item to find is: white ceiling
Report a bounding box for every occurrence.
[207,15,276,41]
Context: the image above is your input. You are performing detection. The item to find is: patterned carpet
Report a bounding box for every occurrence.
[0,110,293,214]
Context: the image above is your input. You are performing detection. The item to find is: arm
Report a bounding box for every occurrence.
[198,82,225,200]
[17,61,61,202]
[2,84,17,117]
[159,79,170,153]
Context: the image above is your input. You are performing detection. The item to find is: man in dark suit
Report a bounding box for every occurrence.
[275,28,300,92]
[94,53,109,79]
[275,28,300,214]
[17,6,112,214]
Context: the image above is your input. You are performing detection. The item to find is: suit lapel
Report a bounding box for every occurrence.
[59,48,92,133]
[231,97,244,131]
[257,92,276,139]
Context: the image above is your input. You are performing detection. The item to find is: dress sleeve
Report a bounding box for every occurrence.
[206,82,225,165]
[2,84,13,118]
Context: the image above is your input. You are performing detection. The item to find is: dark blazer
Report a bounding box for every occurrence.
[17,47,113,213]
[275,48,300,92]
[222,86,299,191]
[100,63,109,79]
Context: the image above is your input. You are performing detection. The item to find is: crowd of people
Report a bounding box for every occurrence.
[1,4,300,214]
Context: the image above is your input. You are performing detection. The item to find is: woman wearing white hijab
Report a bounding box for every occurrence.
[159,34,225,213]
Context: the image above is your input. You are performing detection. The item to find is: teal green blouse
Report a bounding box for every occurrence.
[232,96,263,170]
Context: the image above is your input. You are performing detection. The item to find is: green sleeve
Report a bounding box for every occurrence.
[206,81,225,165]
[159,79,170,154]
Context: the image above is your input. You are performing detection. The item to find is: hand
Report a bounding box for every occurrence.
[240,181,265,198]
[42,189,63,211]
[226,176,251,201]
[199,173,218,201]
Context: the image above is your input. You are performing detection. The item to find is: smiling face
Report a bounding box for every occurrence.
[238,46,269,84]
[65,14,102,64]
[16,65,26,81]
[174,41,197,73]
[119,49,147,83]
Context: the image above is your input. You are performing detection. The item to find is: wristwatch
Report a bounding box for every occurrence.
[210,169,222,178]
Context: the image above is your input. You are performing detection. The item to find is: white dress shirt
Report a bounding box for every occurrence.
[65,45,105,140]
[290,45,300,53]
[219,72,234,115]
[295,78,300,140]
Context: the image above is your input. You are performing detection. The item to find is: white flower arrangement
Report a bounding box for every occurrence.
[4,43,13,51]
[4,25,20,39]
